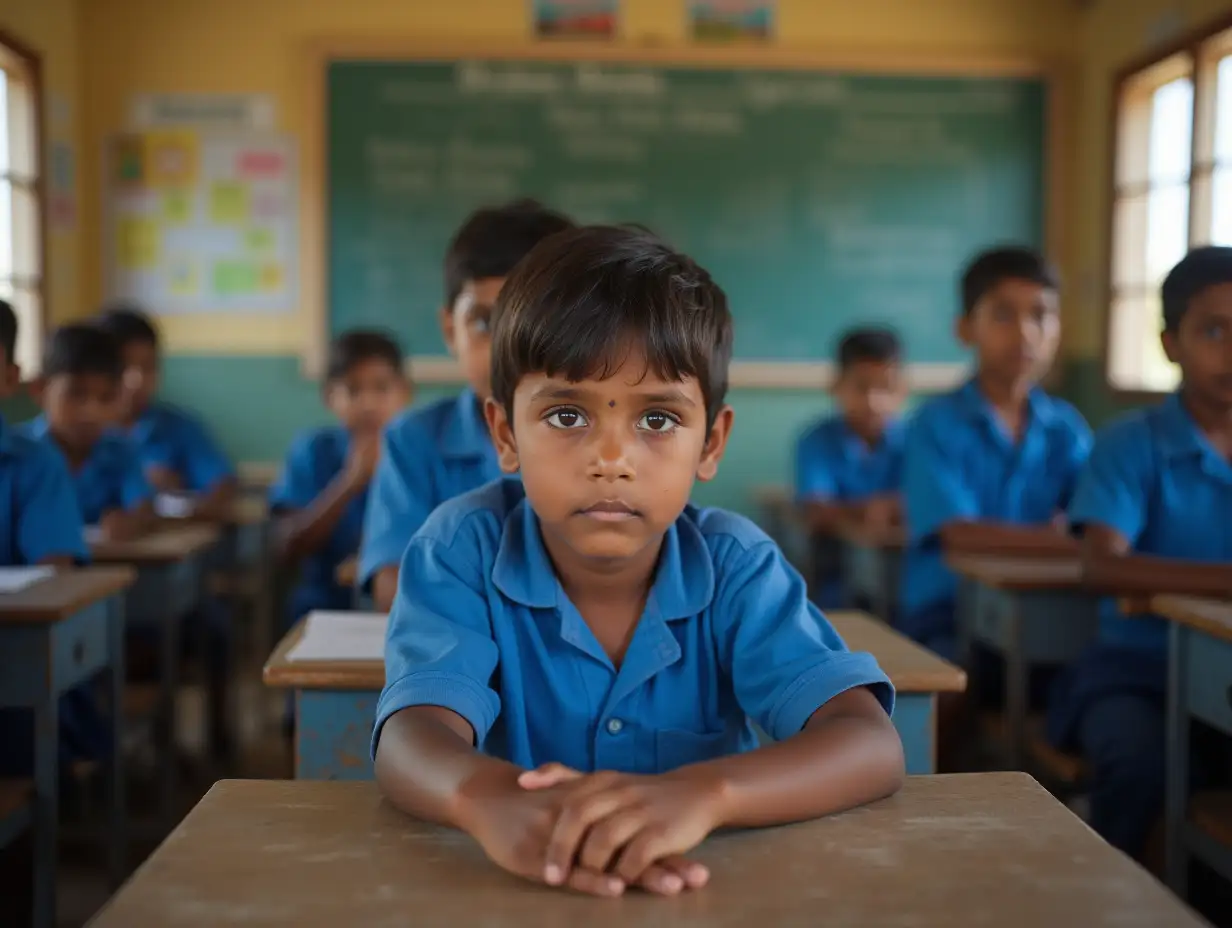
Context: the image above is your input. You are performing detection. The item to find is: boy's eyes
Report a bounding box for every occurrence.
[541,407,682,434]
[545,407,587,430]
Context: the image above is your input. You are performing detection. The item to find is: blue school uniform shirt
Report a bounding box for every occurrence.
[269,425,367,617]
[126,403,233,493]
[899,380,1091,650]
[0,417,88,565]
[795,415,905,503]
[373,477,894,773]
[358,389,503,588]
[18,416,152,524]
[1069,393,1232,656]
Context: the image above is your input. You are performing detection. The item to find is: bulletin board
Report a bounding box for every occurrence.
[105,131,298,315]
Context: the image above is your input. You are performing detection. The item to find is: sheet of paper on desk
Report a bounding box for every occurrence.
[154,493,194,519]
[0,566,56,593]
[286,611,389,662]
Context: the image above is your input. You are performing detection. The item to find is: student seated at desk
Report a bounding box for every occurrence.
[359,200,574,611]
[373,226,903,899]
[899,247,1091,680]
[0,303,95,777]
[271,330,409,623]
[795,326,906,607]
[1048,246,1232,862]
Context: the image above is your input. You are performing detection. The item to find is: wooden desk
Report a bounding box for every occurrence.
[91,774,1203,928]
[1151,594,1232,897]
[92,524,220,819]
[946,554,1100,768]
[0,567,135,928]
[833,521,905,621]
[265,611,967,781]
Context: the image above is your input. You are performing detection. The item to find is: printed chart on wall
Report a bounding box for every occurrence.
[106,131,297,314]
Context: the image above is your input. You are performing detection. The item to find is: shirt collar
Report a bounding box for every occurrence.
[440,389,493,460]
[25,414,50,439]
[838,417,903,459]
[491,497,716,620]
[1158,392,1230,469]
[958,378,1055,431]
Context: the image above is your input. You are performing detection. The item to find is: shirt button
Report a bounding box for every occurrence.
[606,718,624,735]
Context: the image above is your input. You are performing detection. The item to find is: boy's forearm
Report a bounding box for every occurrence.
[801,499,866,534]
[682,687,904,830]
[276,474,362,563]
[941,520,1078,556]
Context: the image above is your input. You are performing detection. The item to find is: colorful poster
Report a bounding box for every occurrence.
[688,0,774,41]
[107,132,296,314]
[532,0,617,39]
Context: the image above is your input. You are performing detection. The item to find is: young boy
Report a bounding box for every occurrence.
[1048,246,1232,862]
[795,326,906,607]
[271,330,409,622]
[373,226,903,899]
[898,246,1091,662]
[95,304,236,519]
[359,199,573,611]
[21,323,154,540]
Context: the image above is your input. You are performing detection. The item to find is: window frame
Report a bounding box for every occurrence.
[0,27,46,378]
[1104,11,1232,398]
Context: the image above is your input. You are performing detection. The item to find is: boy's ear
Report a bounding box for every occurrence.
[1160,330,1180,365]
[483,396,520,474]
[439,304,458,357]
[954,313,975,348]
[696,405,734,483]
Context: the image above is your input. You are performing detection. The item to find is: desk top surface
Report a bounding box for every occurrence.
[90,774,1201,928]
[0,567,135,623]
[1152,594,1232,644]
[946,553,1084,590]
[263,610,965,695]
[91,523,221,564]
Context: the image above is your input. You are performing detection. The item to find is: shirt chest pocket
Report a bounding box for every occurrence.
[654,728,732,773]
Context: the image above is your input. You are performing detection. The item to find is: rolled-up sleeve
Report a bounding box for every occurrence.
[371,532,501,758]
[712,539,894,741]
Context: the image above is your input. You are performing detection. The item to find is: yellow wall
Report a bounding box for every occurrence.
[0,0,81,324]
[74,0,1084,358]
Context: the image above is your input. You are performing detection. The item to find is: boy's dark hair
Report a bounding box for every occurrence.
[0,299,16,364]
[42,323,123,381]
[837,326,901,371]
[95,303,159,349]
[326,329,404,382]
[491,225,733,428]
[1162,246,1232,333]
[960,246,1059,316]
[444,199,574,309]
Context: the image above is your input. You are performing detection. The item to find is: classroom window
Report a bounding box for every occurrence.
[0,34,43,376]
[1107,21,1232,393]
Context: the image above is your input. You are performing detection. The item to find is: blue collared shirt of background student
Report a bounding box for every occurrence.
[1047,246,1232,861]
[359,200,574,609]
[897,247,1092,660]
[795,326,907,608]
[271,330,409,623]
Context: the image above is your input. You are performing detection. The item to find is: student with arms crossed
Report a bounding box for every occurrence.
[271,330,409,623]
[795,326,907,607]
[373,226,903,898]
[359,200,574,611]
[1048,246,1232,861]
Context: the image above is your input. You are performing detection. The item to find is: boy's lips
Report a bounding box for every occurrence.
[578,499,641,521]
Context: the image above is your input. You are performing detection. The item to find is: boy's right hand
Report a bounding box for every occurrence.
[146,464,182,493]
[344,433,381,489]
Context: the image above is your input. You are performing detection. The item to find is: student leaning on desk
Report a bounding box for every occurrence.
[373,225,904,900]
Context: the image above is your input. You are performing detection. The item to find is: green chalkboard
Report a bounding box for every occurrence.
[328,59,1045,364]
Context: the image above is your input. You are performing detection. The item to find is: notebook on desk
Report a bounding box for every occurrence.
[0,565,56,593]
[286,611,388,662]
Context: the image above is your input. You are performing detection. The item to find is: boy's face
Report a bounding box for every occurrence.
[958,278,1061,384]
[441,277,503,400]
[325,358,410,434]
[44,372,121,451]
[1163,281,1232,408]
[486,351,733,566]
[118,339,159,419]
[833,360,905,441]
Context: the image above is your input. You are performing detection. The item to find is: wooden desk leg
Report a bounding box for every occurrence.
[893,694,935,775]
[1165,622,1190,897]
[106,595,127,887]
[296,690,379,781]
[32,654,58,928]
[1004,592,1026,770]
[156,568,181,823]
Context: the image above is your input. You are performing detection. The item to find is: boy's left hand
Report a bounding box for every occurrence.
[518,763,719,890]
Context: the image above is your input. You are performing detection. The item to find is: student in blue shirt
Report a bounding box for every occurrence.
[95,304,236,520]
[795,326,906,607]
[360,199,574,611]
[373,226,903,899]
[1048,246,1232,862]
[271,330,409,623]
[21,323,154,539]
[899,247,1091,665]
[0,302,94,778]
